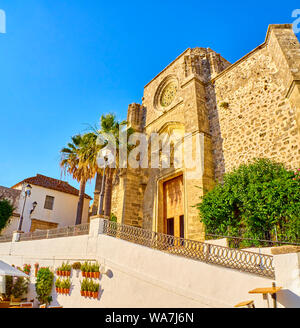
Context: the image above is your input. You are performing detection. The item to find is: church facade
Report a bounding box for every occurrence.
[92,24,300,241]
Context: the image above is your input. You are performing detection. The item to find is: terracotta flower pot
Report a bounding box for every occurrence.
[56,288,58,293]
[64,288,69,294]
[58,270,62,276]
[83,291,88,297]
[93,292,98,299]
[95,272,100,279]
[81,290,84,296]
[88,291,92,297]
[82,271,86,277]
[56,270,59,275]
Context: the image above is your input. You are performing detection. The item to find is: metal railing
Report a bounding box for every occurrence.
[102,220,275,279]
[19,223,90,241]
[206,233,300,249]
[0,233,13,243]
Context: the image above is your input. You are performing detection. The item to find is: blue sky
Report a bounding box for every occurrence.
[0,1,299,199]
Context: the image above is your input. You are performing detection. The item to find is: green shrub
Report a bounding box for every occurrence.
[197,158,300,246]
[0,199,14,232]
[35,267,54,305]
[4,275,29,299]
[4,276,13,298]
[12,277,29,298]
[110,213,117,222]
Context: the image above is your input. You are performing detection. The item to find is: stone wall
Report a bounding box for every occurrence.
[212,25,300,177]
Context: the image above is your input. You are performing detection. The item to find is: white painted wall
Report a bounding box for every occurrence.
[2,185,90,234]
[0,219,289,308]
[273,252,300,308]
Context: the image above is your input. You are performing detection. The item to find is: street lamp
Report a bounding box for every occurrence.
[17,184,32,232]
[97,149,112,216]
[30,201,38,215]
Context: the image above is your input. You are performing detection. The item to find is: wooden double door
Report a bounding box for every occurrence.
[163,175,184,239]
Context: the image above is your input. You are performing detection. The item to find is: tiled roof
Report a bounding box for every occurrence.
[12,174,92,200]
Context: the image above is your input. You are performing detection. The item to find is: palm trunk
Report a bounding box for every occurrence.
[75,179,86,225]
[104,172,113,218]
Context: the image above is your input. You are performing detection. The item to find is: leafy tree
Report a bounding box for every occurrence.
[94,113,134,217]
[0,199,14,232]
[197,159,300,246]
[35,267,54,306]
[60,133,100,225]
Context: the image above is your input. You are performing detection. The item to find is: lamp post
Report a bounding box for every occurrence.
[17,184,32,232]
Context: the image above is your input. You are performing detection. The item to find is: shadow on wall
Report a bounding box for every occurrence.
[206,84,226,182]
[278,289,300,308]
[106,269,113,279]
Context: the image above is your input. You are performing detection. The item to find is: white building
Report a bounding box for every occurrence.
[0,174,91,235]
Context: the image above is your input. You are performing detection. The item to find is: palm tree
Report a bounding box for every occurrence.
[95,114,135,217]
[60,133,100,225]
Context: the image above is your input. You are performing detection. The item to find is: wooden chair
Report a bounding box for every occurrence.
[20,302,33,308]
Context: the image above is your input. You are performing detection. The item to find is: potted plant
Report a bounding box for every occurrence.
[93,262,100,279]
[72,262,81,278]
[55,278,61,293]
[87,279,93,297]
[56,264,62,276]
[80,278,88,297]
[87,263,93,278]
[62,278,71,294]
[34,263,39,277]
[65,263,71,277]
[81,262,88,277]
[92,282,99,299]
[23,264,31,275]
[61,262,66,276]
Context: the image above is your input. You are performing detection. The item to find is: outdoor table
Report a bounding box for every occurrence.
[249,283,282,308]
[234,300,255,308]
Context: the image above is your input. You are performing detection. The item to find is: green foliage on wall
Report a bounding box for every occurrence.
[197,159,300,246]
[35,267,54,305]
[0,199,14,232]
